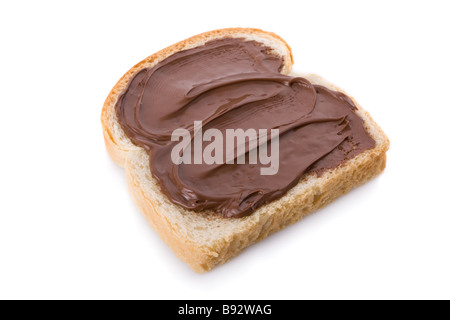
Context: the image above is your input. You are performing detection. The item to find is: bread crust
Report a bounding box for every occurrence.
[101,28,389,272]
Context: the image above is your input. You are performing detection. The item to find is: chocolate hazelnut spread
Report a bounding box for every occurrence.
[115,38,375,218]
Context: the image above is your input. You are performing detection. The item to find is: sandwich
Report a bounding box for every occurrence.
[101,28,389,272]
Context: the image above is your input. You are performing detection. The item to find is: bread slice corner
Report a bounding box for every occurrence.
[101,28,389,272]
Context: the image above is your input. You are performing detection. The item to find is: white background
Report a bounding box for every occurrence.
[1,0,449,300]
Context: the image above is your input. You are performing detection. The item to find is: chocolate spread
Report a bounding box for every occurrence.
[115,38,375,218]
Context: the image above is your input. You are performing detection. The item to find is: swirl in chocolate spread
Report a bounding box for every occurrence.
[115,38,375,218]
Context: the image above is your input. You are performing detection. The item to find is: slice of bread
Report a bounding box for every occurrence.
[101,28,389,273]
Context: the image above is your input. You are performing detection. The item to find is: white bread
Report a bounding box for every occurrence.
[101,28,389,273]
